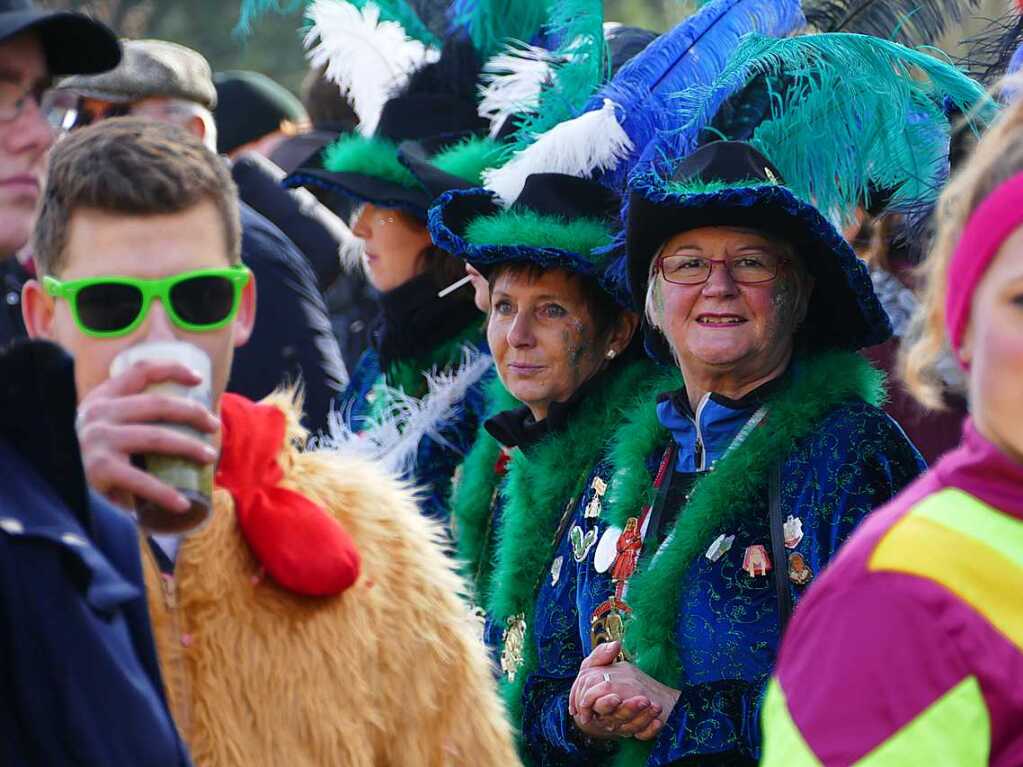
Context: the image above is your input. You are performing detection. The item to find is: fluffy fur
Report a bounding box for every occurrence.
[432,136,506,185]
[142,391,520,767]
[323,133,421,189]
[465,208,613,254]
[450,375,519,601]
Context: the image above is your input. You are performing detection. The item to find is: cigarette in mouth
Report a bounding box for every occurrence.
[437,274,473,298]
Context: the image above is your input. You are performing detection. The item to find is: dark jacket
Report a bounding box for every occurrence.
[0,340,191,767]
[0,257,28,352]
[231,153,378,372]
[229,202,348,434]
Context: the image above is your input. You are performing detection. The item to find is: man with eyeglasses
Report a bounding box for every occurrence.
[0,0,118,350]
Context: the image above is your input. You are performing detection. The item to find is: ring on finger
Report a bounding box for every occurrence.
[602,671,612,684]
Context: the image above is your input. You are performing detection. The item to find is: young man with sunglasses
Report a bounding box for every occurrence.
[57,38,348,434]
[0,4,195,764]
[23,116,519,767]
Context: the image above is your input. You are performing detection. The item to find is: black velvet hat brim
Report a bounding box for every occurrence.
[627,184,892,361]
[429,187,633,307]
[283,167,432,219]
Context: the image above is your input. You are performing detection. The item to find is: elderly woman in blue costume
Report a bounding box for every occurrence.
[288,30,507,524]
[429,168,665,740]
[521,138,928,765]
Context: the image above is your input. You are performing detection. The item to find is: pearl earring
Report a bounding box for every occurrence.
[606,349,616,360]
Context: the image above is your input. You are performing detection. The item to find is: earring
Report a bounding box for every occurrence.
[606,348,616,360]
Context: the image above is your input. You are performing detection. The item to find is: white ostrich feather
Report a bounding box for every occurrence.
[482,98,633,204]
[312,348,493,477]
[478,43,561,138]
[304,0,438,135]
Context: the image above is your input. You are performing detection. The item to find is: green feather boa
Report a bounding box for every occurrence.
[478,360,661,741]
[601,351,884,767]
[451,375,520,603]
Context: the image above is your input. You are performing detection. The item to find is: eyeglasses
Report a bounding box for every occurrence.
[0,81,79,134]
[43,266,252,338]
[656,252,785,286]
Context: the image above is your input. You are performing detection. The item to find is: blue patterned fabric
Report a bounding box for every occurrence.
[338,338,492,526]
[521,397,925,765]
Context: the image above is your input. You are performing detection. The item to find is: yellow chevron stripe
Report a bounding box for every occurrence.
[870,489,1023,652]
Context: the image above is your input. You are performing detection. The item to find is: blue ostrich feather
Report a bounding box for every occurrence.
[587,0,804,191]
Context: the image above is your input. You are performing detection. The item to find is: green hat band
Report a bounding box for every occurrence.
[465,208,613,256]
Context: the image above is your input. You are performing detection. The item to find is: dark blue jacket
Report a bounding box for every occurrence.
[0,340,191,767]
[229,203,347,435]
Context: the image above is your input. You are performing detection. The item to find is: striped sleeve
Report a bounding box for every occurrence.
[760,572,989,766]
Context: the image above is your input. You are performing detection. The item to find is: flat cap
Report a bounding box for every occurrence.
[59,38,216,109]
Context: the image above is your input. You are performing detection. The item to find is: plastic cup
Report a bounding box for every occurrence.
[109,341,214,535]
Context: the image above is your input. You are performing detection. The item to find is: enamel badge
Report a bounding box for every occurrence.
[705,533,735,562]
[550,555,564,586]
[500,613,527,683]
[742,544,772,577]
[783,515,804,549]
[570,525,597,563]
[585,476,609,518]
[788,552,813,585]
[593,525,621,573]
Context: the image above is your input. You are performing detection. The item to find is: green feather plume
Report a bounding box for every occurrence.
[432,137,506,184]
[465,209,613,254]
[674,32,998,223]
[323,134,421,189]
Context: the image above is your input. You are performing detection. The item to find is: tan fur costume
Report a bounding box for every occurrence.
[143,393,520,766]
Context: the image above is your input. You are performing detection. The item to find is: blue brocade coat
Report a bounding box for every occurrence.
[521,382,925,766]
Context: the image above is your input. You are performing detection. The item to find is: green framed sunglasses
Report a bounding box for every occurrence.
[43,265,252,338]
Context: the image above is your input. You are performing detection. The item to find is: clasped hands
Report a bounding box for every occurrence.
[568,640,680,742]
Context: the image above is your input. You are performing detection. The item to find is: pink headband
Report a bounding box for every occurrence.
[946,170,1023,362]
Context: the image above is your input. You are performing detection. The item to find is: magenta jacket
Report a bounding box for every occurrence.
[762,419,1023,766]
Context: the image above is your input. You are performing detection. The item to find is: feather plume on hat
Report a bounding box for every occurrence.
[482,0,806,204]
[304,0,439,134]
[640,33,998,225]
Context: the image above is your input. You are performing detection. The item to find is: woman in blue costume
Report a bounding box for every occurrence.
[430,167,666,733]
[517,17,997,761]
[528,142,926,767]
[287,28,506,525]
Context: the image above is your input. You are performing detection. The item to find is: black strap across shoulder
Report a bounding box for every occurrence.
[768,461,792,635]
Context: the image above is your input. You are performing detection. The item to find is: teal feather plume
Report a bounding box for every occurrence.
[507,0,607,151]
[348,0,441,45]
[451,0,553,60]
[235,0,305,36]
[667,32,998,223]
[236,0,440,45]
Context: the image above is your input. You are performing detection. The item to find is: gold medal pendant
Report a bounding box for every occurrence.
[501,613,527,683]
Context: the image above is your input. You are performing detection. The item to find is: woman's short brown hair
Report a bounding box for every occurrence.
[901,94,1023,409]
[33,117,241,276]
[487,261,623,341]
